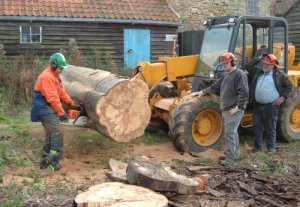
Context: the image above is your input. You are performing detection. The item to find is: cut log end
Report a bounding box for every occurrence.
[97,79,151,142]
[75,182,168,207]
[62,65,151,142]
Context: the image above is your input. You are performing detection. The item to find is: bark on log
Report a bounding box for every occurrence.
[75,182,168,207]
[126,155,199,194]
[61,65,151,142]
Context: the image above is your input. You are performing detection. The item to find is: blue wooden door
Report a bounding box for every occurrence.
[124,29,150,70]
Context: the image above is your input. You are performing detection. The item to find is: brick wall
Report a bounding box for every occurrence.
[167,0,271,31]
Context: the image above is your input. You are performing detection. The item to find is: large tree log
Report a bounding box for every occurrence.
[75,182,168,207]
[61,65,151,142]
[126,155,199,194]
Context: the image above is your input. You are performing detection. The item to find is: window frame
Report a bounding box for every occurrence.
[247,0,258,15]
[19,26,42,44]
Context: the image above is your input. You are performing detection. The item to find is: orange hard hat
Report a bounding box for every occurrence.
[219,52,235,65]
[261,54,278,65]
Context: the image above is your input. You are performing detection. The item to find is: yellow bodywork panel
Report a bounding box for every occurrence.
[291,62,300,71]
[288,70,300,87]
[134,55,199,88]
[133,62,167,89]
[158,55,199,81]
[152,97,177,122]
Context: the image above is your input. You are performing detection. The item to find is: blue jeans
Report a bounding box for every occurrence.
[253,103,278,150]
[222,110,244,161]
[41,112,63,165]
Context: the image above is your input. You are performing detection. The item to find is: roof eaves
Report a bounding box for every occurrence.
[0,16,181,26]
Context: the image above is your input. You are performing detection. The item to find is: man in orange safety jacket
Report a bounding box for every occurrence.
[31,53,78,171]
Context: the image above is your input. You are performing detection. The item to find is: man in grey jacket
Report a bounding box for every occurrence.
[191,52,249,165]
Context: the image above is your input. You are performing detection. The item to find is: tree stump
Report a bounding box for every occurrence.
[75,182,168,207]
[61,65,151,142]
[126,155,199,194]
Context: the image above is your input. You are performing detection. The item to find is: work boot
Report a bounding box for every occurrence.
[53,163,62,171]
[39,152,49,169]
[220,159,234,166]
[48,162,62,171]
[251,148,262,153]
[218,156,226,161]
[267,148,276,154]
[39,158,48,169]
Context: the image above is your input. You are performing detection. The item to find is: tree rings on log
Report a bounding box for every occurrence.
[127,155,199,194]
[61,65,151,142]
[75,182,168,207]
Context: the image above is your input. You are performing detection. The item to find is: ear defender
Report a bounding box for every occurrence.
[51,59,58,70]
[230,55,237,66]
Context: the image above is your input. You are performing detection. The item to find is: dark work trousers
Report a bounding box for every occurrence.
[253,103,279,150]
[41,112,63,166]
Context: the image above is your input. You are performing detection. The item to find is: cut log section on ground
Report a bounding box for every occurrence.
[127,155,199,194]
[75,182,168,207]
[61,65,151,142]
[106,159,128,183]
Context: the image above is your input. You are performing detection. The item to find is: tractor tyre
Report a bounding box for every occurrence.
[169,94,224,152]
[277,87,300,142]
[146,81,176,132]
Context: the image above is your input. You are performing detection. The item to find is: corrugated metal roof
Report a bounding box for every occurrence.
[0,0,180,23]
[270,0,298,16]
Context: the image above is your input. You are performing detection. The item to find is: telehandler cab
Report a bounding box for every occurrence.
[134,16,300,153]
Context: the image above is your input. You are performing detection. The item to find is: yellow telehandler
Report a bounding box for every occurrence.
[134,16,300,152]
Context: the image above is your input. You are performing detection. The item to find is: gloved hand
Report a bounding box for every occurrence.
[190,91,204,98]
[228,106,241,115]
[59,114,68,121]
[69,102,81,110]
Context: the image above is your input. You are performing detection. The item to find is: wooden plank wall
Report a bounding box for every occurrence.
[285,1,300,64]
[0,20,177,68]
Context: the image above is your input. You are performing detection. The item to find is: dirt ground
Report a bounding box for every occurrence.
[2,125,300,207]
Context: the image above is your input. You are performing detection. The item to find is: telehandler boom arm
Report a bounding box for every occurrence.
[133,55,199,89]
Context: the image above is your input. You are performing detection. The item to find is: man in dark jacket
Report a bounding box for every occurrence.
[245,54,293,154]
[191,52,249,165]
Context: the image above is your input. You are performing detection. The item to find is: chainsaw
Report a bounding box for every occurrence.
[60,105,88,127]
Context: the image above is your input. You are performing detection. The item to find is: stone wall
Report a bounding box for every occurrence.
[167,0,271,31]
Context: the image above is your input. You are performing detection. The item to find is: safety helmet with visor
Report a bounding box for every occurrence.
[219,52,235,65]
[49,53,68,69]
[261,54,278,66]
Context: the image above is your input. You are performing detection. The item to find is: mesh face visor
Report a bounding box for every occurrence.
[261,54,278,65]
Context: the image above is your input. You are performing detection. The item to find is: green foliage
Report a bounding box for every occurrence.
[0,141,10,166]
[3,199,22,207]
[75,129,119,151]
[0,142,32,168]
[274,164,287,176]
[0,183,23,207]
[27,171,42,183]
[290,141,300,152]
[132,132,169,145]
[173,159,190,169]
[238,152,248,160]
[240,151,288,175]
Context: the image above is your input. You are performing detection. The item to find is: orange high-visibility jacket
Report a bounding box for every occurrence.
[34,67,74,116]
